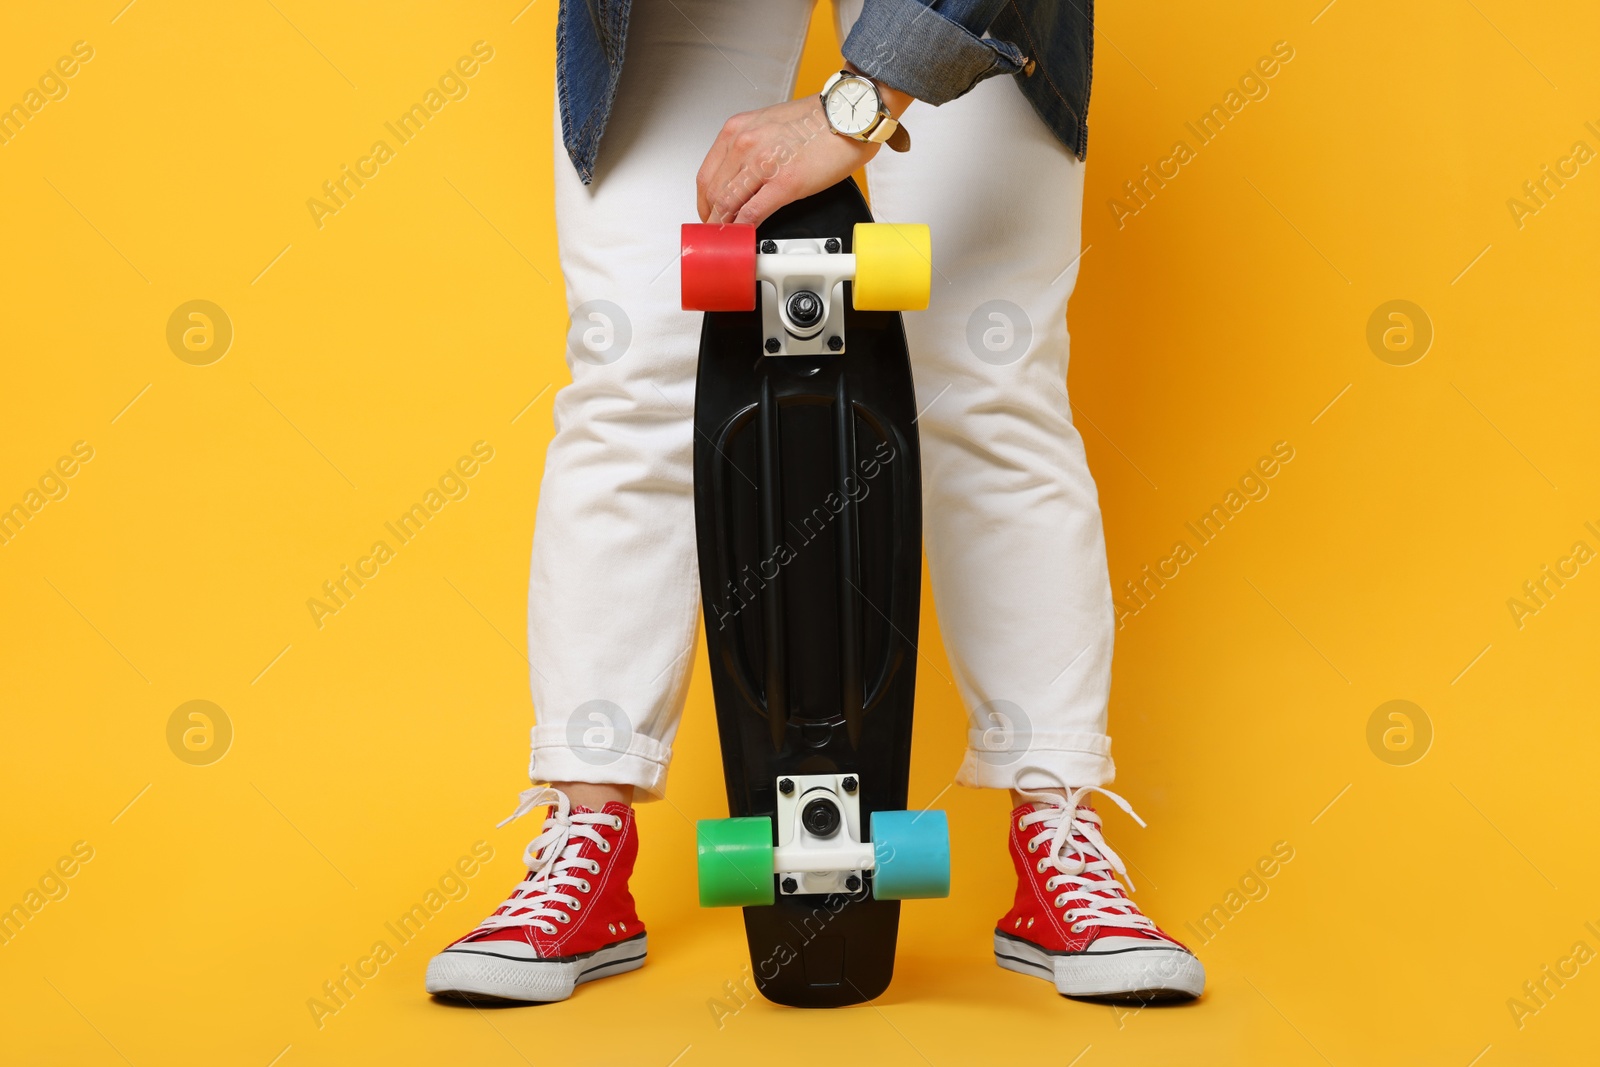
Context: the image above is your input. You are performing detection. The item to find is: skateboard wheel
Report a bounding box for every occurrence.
[870,809,950,900]
[681,223,757,311]
[851,223,931,311]
[697,817,775,907]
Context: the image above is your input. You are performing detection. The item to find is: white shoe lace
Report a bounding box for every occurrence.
[1015,770,1159,936]
[477,787,623,936]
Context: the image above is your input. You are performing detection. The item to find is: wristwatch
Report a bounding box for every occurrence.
[820,69,910,152]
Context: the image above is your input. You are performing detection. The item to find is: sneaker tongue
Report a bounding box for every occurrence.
[520,805,602,878]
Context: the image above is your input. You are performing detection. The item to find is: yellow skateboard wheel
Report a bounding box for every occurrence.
[852,223,931,311]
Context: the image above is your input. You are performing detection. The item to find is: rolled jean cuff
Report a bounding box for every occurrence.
[528,724,674,801]
[955,729,1115,792]
[842,0,1027,106]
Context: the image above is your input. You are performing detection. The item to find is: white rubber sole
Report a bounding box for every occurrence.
[425,934,647,1003]
[994,931,1205,1001]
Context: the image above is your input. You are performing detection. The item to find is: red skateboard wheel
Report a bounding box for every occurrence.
[681,222,756,312]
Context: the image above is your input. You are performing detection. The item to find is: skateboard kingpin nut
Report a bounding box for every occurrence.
[786,291,824,329]
[760,240,778,254]
[842,776,857,793]
[825,237,841,253]
[778,778,795,795]
[801,797,842,837]
[845,875,861,892]
[781,877,799,894]
[764,337,781,354]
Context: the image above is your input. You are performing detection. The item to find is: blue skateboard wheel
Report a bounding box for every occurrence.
[870,809,951,900]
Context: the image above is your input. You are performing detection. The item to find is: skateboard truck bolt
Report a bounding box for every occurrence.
[826,335,843,352]
[765,337,781,354]
[825,237,841,254]
[842,776,857,793]
[778,778,795,795]
[781,876,799,894]
[801,797,843,838]
[845,875,861,892]
[760,239,778,254]
[786,290,824,329]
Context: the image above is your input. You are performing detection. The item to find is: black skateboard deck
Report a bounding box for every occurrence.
[690,180,926,1007]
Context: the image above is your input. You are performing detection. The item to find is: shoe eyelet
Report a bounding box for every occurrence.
[1017,816,1027,831]
[612,816,624,830]
[569,900,581,910]
[599,841,612,853]
[578,879,591,892]
[620,921,627,932]
[1026,840,1038,854]
[1071,923,1086,933]
[1026,917,1035,929]
[1036,859,1048,874]
[557,912,571,924]
[1054,894,1067,907]
[608,923,617,934]
[1013,917,1022,929]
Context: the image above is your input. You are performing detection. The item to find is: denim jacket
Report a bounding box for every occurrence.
[557,0,1093,184]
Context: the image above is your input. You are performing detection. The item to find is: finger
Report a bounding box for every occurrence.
[696,143,728,222]
[696,141,727,222]
[696,117,743,222]
[712,123,782,222]
[732,174,795,229]
[709,161,762,224]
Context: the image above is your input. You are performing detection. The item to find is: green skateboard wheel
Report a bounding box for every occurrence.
[697,817,775,907]
[871,809,951,900]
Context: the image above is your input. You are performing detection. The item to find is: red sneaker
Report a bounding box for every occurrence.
[426,788,646,1002]
[995,786,1204,1001]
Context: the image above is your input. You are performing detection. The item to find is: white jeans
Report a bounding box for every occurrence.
[528,0,1115,801]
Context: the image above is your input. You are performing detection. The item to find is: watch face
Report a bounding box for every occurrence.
[825,76,878,136]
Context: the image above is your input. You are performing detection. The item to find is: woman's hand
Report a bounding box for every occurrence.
[695,96,879,227]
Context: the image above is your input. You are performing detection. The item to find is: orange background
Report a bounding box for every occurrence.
[2,1,1597,1064]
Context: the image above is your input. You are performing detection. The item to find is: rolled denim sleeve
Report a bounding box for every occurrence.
[841,0,1028,105]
